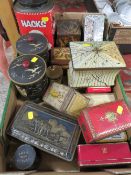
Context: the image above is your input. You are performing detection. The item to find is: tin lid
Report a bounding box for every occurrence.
[8,55,46,85]
[16,33,48,55]
[14,0,54,13]
[17,0,47,7]
[46,65,63,80]
[14,144,36,170]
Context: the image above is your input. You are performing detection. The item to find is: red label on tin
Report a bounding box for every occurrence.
[15,12,54,47]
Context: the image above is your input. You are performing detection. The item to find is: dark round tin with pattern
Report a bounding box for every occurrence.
[13,144,37,170]
[8,55,49,101]
[16,33,49,64]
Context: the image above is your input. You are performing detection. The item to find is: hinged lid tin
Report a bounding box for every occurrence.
[8,102,81,161]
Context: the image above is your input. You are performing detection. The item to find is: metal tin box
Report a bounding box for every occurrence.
[57,20,81,47]
[8,101,81,161]
[8,55,49,101]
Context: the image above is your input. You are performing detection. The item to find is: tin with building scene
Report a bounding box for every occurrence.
[8,55,49,102]
[16,33,49,64]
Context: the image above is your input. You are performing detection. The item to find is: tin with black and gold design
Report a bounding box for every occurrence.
[16,33,49,64]
[8,55,49,101]
[56,19,81,47]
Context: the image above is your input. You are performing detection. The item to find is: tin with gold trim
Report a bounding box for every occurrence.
[8,55,49,101]
[16,33,49,64]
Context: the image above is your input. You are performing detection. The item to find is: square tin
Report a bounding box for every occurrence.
[7,101,81,161]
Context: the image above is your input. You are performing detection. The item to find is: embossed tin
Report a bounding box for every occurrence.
[51,48,71,67]
[43,82,89,118]
[16,33,49,63]
[8,55,49,101]
[84,14,105,42]
[13,144,37,170]
[8,101,81,161]
[57,20,81,47]
[78,100,131,143]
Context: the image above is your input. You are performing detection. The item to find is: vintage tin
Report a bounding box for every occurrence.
[13,144,37,170]
[46,65,63,83]
[108,24,131,54]
[43,82,89,118]
[78,100,131,143]
[14,0,55,47]
[16,33,49,63]
[78,143,131,167]
[8,101,81,161]
[51,48,71,67]
[84,13,105,42]
[56,20,81,47]
[8,55,49,101]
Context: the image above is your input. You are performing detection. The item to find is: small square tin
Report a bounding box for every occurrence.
[43,82,89,118]
[51,48,71,67]
[57,20,81,47]
[7,101,81,161]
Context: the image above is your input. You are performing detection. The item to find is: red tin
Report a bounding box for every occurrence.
[86,87,111,93]
[78,143,131,167]
[14,0,54,47]
[78,100,131,143]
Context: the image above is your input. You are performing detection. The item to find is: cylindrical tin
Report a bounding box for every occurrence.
[13,144,37,170]
[8,55,49,101]
[16,33,49,63]
[46,65,63,83]
[14,0,54,47]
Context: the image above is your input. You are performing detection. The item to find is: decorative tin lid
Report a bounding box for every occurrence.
[8,55,46,85]
[57,20,81,36]
[70,41,126,70]
[14,144,36,170]
[16,33,48,55]
[14,0,54,13]
[46,65,63,80]
[17,0,47,7]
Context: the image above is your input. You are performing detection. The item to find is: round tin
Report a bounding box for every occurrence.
[14,0,54,47]
[8,55,49,101]
[46,65,63,83]
[13,144,37,170]
[17,0,46,7]
[16,33,49,63]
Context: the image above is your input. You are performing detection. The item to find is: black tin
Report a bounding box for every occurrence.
[14,0,54,13]
[16,33,49,64]
[8,101,81,161]
[13,144,37,170]
[8,55,49,101]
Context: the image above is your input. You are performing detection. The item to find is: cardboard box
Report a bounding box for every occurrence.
[0,76,131,174]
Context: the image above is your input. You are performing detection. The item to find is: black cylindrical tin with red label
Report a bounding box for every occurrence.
[8,55,49,102]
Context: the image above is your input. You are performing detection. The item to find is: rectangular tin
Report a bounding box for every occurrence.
[7,101,81,161]
[78,100,131,143]
[78,142,131,167]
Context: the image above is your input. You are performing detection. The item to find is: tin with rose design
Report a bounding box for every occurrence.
[8,55,49,102]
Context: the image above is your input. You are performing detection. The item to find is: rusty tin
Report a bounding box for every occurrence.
[8,101,81,161]
[8,55,49,101]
